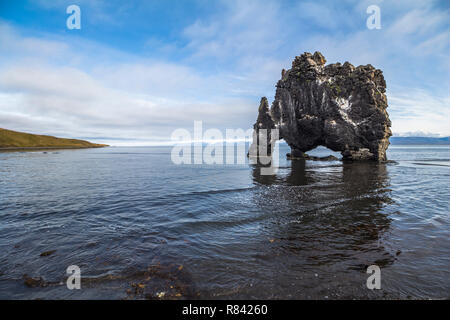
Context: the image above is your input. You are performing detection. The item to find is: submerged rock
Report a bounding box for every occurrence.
[286,153,339,161]
[249,51,392,161]
[23,275,48,288]
[40,250,56,257]
[124,263,194,300]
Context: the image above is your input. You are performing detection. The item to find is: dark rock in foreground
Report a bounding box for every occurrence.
[23,275,48,288]
[249,52,392,161]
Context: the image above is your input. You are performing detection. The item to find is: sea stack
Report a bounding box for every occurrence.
[249,51,392,161]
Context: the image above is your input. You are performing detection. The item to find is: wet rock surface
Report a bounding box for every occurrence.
[23,275,48,288]
[123,263,195,300]
[249,51,392,161]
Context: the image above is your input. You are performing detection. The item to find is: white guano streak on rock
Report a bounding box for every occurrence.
[335,97,357,127]
[321,90,327,105]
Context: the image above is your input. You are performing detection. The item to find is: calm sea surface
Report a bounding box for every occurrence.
[0,144,449,299]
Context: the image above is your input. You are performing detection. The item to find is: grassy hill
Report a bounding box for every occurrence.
[0,128,108,149]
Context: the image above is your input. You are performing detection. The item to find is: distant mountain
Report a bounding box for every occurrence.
[0,128,108,149]
[390,136,449,145]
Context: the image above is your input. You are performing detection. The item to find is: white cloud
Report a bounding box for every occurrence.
[393,131,442,138]
[0,17,266,145]
[389,87,450,136]
[182,0,286,66]
[388,7,448,36]
[0,23,69,58]
[0,60,257,144]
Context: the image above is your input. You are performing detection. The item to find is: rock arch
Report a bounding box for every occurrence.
[249,52,391,161]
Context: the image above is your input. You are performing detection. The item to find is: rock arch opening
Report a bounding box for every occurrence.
[287,145,341,161]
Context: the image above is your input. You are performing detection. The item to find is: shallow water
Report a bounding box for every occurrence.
[0,144,449,299]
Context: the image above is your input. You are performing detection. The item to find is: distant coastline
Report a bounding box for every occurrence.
[0,128,108,151]
[2,127,448,150]
[390,136,449,145]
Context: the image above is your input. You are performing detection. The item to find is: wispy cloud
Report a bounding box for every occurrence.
[389,87,450,136]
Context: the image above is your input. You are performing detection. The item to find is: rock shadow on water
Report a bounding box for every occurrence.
[251,157,325,186]
[250,160,397,273]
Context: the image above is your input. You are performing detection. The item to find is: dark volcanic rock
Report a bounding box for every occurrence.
[249,51,392,161]
[40,250,56,257]
[248,97,276,157]
[23,275,48,288]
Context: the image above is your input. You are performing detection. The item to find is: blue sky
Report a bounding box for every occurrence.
[0,0,449,145]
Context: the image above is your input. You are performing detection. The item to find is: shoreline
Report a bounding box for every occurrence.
[0,145,109,152]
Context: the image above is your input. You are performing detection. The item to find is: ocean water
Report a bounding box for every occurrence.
[0,144,449,299]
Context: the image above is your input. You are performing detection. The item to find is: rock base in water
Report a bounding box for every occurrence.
[286,152,339,161]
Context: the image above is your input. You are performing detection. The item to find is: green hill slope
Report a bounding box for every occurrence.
[0,128,108,149]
